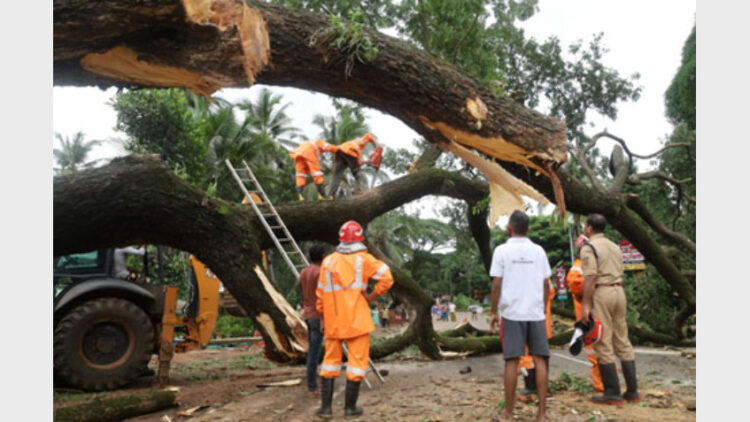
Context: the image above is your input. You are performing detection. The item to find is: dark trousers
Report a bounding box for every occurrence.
[306,318,323,391]
[329,152,361,197]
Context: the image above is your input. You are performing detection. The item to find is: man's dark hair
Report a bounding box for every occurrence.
[586,213,607,233]
[508,210,529,235]
[309,244,325,263]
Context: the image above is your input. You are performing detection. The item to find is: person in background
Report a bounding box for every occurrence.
[299,244,326,398]
[449,301,457,322]
[113,246,145,280]
[567,234,607,392]
[489,210,552,422]
[289,138,338,201]
[518,279,556,396]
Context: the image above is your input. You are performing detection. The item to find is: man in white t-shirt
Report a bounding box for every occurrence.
[489,210,552,422]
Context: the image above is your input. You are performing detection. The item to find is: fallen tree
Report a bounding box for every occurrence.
[53,0,694,361]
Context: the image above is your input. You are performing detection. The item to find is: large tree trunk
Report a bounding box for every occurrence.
[54,156,490,361]
[53,0,567,176]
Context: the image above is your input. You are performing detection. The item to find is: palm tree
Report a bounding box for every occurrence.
[53,131,101,175]
[237,88,300,149]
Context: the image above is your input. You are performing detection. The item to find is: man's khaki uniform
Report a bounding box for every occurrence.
[581,233,635,365]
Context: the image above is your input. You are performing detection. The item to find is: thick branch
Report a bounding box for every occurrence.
[624,194,696,255]
[54,0,568,172]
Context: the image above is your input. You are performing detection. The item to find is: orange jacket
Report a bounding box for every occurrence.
[567,258,584,297]
[316,244,394,339]
[338,134,376,162]
[290,139,338,162]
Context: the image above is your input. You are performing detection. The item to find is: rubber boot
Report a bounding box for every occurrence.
[316,184,331,200]
[591,363,624,405]
[315,377,334,419]
[621,360,640,403]
[344,379,364,418]
[519,368,537,395]
[296,186,305,202]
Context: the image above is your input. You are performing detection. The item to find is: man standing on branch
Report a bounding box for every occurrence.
[299,244,326,398]
[315,221,394,418]
[580,214,640,405]
[490,210,552,422]
[328,133,377,198]
[290,138,339,201]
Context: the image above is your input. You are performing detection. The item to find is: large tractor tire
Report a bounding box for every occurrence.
[54,298,155,391]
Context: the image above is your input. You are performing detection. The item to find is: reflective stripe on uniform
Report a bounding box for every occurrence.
[311,171,324,176]
[296,173,309,177]
[320,364,341,371]
[354,255,363,288]
[323,270,343,292]
[346,366,367,376]
[570,266,582,274]
[372,263,390,280]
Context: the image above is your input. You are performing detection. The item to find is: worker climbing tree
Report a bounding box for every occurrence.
[290,138,339,201]
[328,133,378,198]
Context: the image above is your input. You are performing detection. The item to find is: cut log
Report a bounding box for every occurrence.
[54,0,270,96]
[54,389,178,422]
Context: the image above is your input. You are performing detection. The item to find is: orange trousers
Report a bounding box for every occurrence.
[294,156,324,187]
[319,333,370,381]
[574,297,606,392]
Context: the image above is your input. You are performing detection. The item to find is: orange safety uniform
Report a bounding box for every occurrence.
[518,282,556,372]
[338,134,376,164]
[567,258,605,392]
[316,244,394,381]
[290,139,338,187]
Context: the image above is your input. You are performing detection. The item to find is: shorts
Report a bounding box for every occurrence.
[500,318,550,360]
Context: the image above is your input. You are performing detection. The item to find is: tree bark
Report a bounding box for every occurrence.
[53,0,567,173]
[54,156,491,361]
[54,389,178,422]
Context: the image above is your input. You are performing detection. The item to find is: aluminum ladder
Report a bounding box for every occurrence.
[224,159,386,387]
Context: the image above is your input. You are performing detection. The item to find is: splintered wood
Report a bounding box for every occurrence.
[439,140,550,226]
[253,266,308,357]
[78,0,270,96]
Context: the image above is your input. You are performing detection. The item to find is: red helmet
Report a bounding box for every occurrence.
[339,220,365,242]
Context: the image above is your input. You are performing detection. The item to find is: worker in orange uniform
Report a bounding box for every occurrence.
[518,279,556,395]
[567,235,606,392]
[290,138,339,201]
[315,220,394,418]
[328,133,377,198]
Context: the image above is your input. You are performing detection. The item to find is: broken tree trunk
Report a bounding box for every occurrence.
[53,0,567,178]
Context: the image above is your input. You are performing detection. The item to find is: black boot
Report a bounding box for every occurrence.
[519,368,537,395]
[315,377,334,419]
[591,363,623,405]
[621,360,640,403]
[344,379,364,418]
[316,184,331,200]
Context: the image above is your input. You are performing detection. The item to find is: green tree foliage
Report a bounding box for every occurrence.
[665,26,696,129]
[53,131,101,175]
[112,89,207,184]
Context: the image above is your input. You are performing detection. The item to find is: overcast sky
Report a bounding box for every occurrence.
[52,0,695,223]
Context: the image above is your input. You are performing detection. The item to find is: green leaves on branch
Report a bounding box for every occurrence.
[309,7,380,78]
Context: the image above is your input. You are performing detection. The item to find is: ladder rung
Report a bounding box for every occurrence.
[270,225,283,229]
[262,213,275,217]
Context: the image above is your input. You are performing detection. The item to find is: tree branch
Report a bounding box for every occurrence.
[608,145,628,194]
[451,13,480,64]
[624,193,696,255]
[590,130,694,162]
